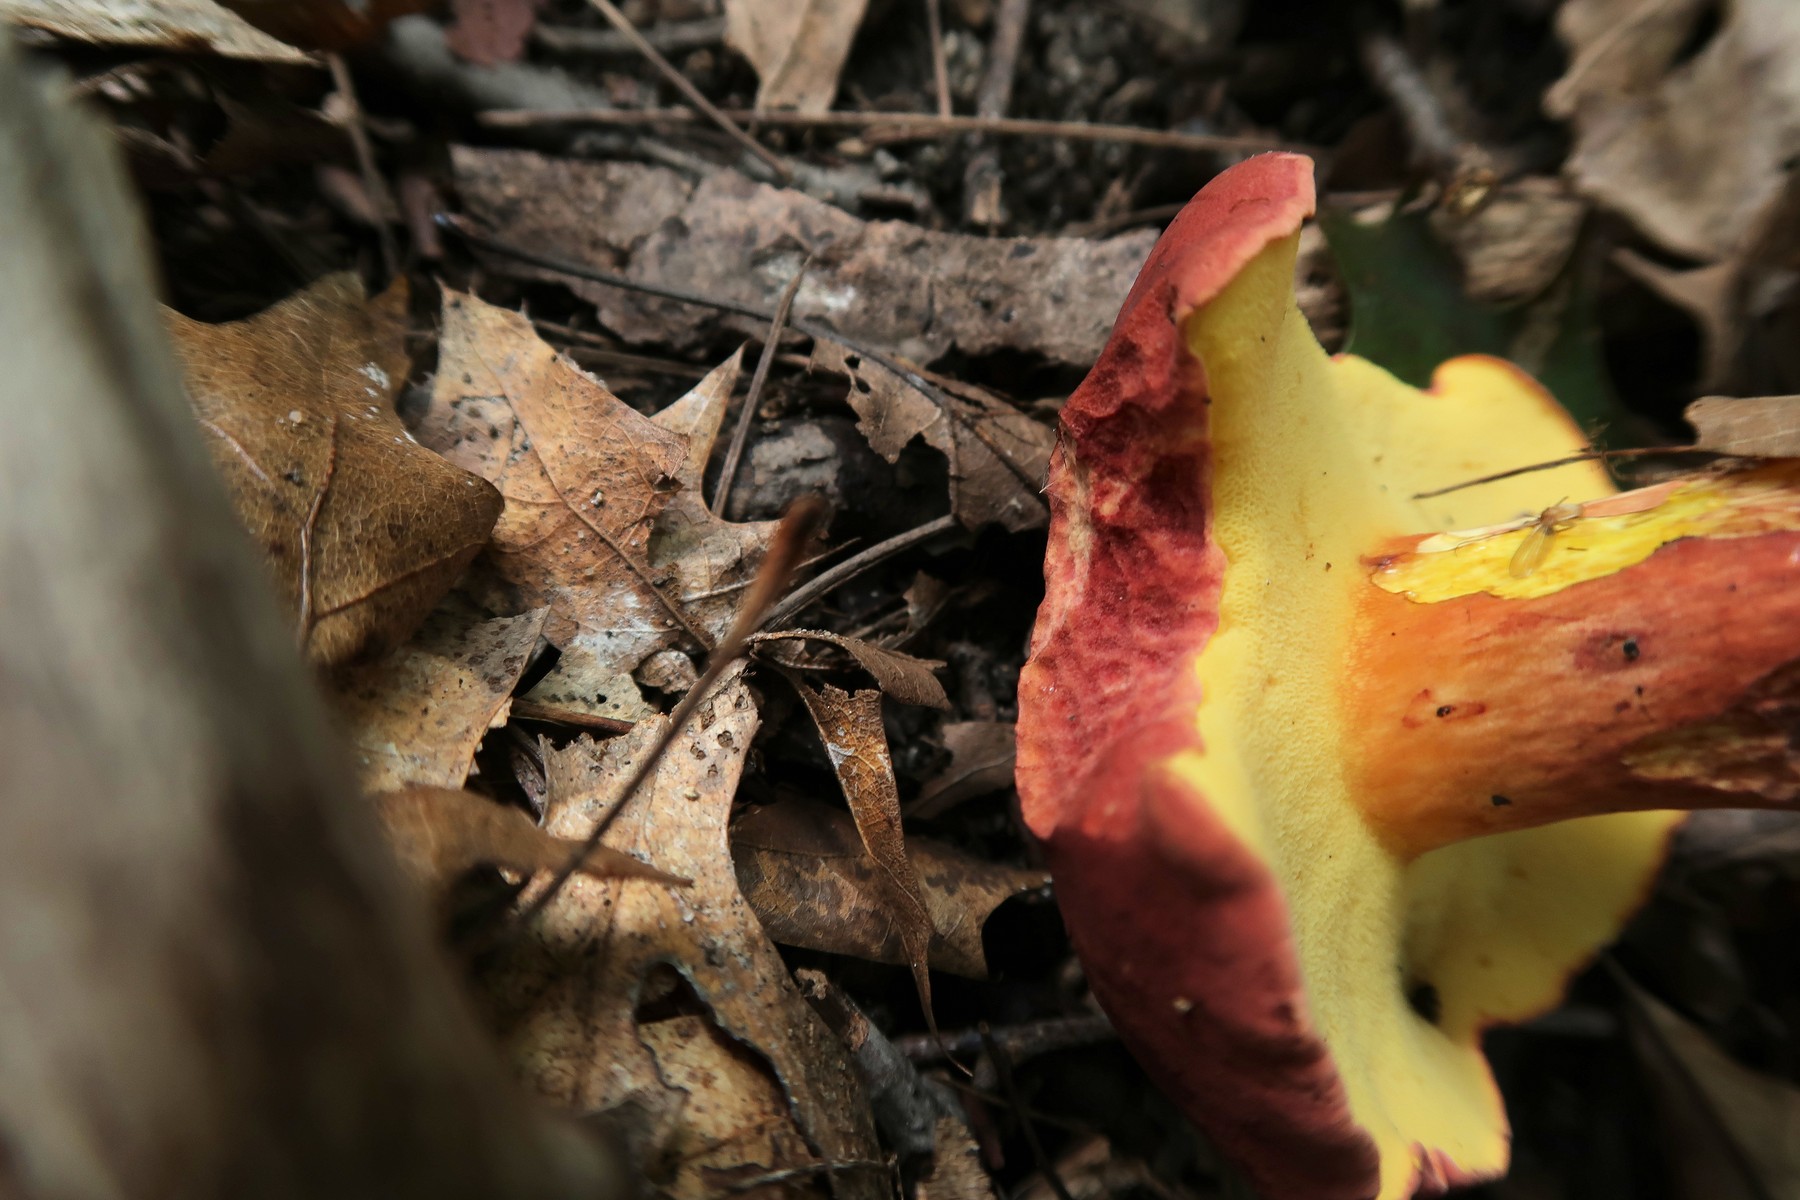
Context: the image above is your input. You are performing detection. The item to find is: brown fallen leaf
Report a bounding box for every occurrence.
[0,0,309,60]
[642,347,782,653]
[375,785,686,889]
[1550,0,1800,262]
[453,148,1158,367]
[330,603,549,793]
[168,274,503,666]
[1619,970,1800,1199]
[1610,165,1800,393]
[636,1011,830,1200]
[482,677,884,1200]
[421,288,699,724]
[910,720,1017,818]
[733,798,1048,979]
[1426,176,1586,305]
[753,628,949,709]
[785,680,936,1019]
[723,0,868,113]
[1686,395,1800,458]
[797,969,979,1193]
[811,339,1054,532]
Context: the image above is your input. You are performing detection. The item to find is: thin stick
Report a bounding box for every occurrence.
[713,257,808,515]
[963,0,1030,225]
[534,15,725,55]
[326,54,399,278]
[761,513,958,629]
[924,0,952,118]
[583,0,790,180]
[981,1025,1078,1200]
[506,497,826,933]
[438,217,1044,497]
[480,105,1311,155]
[1411,446,1714,500]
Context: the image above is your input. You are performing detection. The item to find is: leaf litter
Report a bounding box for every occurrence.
[480,674,886,1200]
[168,274,504,666]
[117,3,1800,1196]
[329,602,549,793]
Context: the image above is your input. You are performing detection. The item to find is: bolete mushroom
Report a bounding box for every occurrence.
[1016,152,1800,1200]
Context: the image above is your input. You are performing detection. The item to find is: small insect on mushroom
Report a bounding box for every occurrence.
[1508,500,1584,579]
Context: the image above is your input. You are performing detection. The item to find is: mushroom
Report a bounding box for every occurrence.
[1016,152,1800,1200]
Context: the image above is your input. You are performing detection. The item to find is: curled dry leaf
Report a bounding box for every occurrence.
[0,0,310,61]
[723,0,869,113]
[786,680,936,1017]
[1619,971,1800,1198]
[1551,0,1800,261]
[453,148,1158,368]
[910,720,1017,818]
[374,785,685,890]
[423,291,770,724]
[754,628,949,709]
[482,677,883,1200]
[330,604,549,793]
[1687,395,1800,458]
[167,274,503,666]
[811,339,1054,532]
[734,798,1048,979]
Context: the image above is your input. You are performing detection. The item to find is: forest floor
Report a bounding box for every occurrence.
[12,1,1800,1198]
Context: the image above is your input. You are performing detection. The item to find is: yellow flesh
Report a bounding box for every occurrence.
[1162,235,1680,1197]
[1375,465,1800,602]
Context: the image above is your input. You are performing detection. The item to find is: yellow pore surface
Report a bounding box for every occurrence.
[1161,233,1679,1198]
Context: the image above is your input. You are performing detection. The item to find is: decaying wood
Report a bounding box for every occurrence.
[0,36,622,1200]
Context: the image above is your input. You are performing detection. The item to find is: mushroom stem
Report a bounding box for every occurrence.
[1346,465,1800,860]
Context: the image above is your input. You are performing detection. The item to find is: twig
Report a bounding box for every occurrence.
[713,258,809,515]
[583,0,790,180]
[981,1026,1078,1200]
[1410,446,1712,500]
[534,15,725,55]
[438,216,1043,498]
[505,498,826,935]
[895,1013,1115,1064]
[924,0,952,118]
[325,54,399,277]
[761,513,958,630]
[507,698,636,732]
[963,0,1031,226]
[1359,31,1495,215]
[480,105,1311,155]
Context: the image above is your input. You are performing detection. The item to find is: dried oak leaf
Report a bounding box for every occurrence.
[723,0,868,113]
[375,785,682,890]
[910,720,1016,818]
[733,798,1048,979]
[1620,971,1800,1197]
[453,148,1157,367]
[1687,395,1800,458]
[1550,0,1800,261]
[0,0,309,60]
[330,603,549,793]
[811,339,1054,531]
[168,274,503,666]
[480,677,884,1200]
[786,681,934,1013]
[421,291,773,724]
[752,628,949,709]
